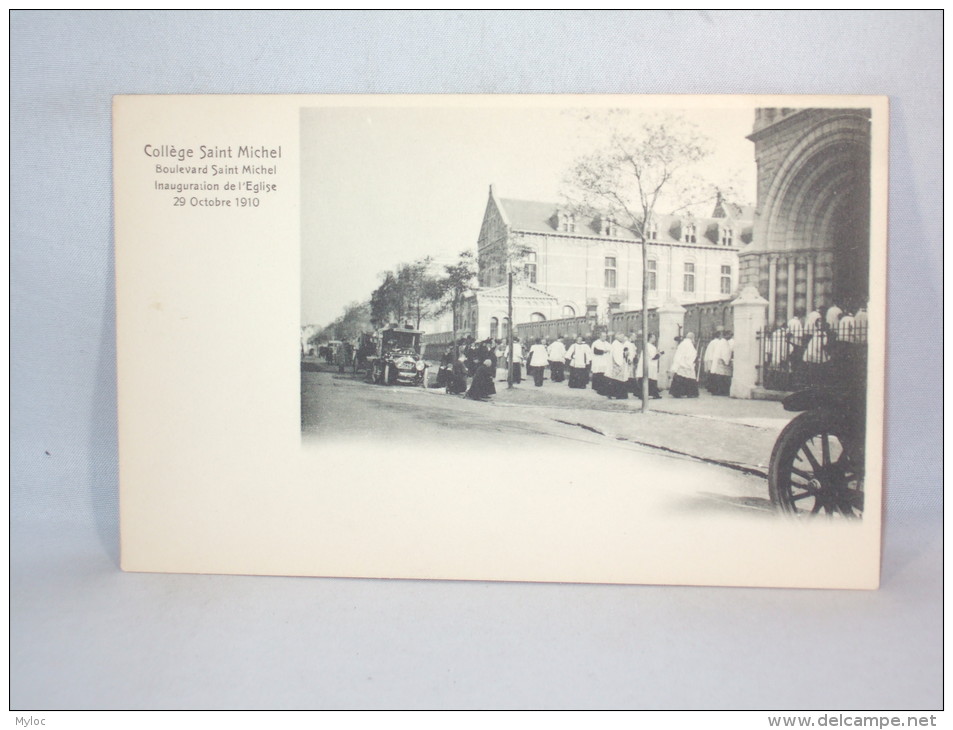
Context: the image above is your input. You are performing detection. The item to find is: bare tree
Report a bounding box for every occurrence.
[563,110,728,412]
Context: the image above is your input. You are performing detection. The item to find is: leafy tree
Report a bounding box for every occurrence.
[563,110,729,412]
[434,250,477,357]
[399,257,441,330]
[318,300,371,342]
[370,258,442,329]
[370,271,403,328]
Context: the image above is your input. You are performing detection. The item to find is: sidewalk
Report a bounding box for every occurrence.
[490,374,790,426]
[304,357,793,474]
[482,375,794,473]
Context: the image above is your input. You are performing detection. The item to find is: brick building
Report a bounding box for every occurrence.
[740,108,872,326]
[459,185,752,340]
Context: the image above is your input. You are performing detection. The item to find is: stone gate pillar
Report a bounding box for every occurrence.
[730,286,770,399]
[657,299,686,390]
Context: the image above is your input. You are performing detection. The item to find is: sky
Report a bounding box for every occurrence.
[301,100,759,327]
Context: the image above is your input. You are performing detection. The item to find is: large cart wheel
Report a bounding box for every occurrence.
[768,409,864,517]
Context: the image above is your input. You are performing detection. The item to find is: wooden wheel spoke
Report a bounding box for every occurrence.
[821,433,832,466]
[772,411,866,520]
[800,444,822,472]
[791,466,813,481]
[835,451,861,477]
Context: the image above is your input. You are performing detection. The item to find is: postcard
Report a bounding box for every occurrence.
[115,95,886,588]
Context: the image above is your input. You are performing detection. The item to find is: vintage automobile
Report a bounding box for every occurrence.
[767,337,867,518]
[366,325,426,386]
[768,384,865,518]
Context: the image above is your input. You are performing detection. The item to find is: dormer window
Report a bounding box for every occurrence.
[721,227,734,246]
[683,222,697,244]
[568,213,575,233]
[604,217,615,237]
[644,219,657,241]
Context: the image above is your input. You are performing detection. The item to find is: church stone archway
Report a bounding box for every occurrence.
[741,109,872,324]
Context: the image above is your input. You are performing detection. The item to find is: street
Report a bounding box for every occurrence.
[302,363,798,518]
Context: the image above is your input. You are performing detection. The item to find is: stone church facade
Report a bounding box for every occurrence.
[740,108,872,326]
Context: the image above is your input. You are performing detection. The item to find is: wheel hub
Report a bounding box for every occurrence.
[811,462,860,515]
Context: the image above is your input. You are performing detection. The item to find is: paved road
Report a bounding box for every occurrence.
[302,368,778,518]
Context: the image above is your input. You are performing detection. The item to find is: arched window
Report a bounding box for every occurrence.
[489,317,499,340]
[502,317,511,339]
[721,226,734,246]
[530,312,546,322]
[562,305,575,318]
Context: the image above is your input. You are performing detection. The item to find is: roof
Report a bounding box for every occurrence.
[495,196,753,246]
[497,198,574,235]
[380,326,425,334]
[713,200,756,220]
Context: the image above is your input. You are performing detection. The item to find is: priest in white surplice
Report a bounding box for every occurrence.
[669,332,699,398]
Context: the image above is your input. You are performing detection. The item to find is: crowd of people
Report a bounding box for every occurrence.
[317,341,355,372]
[312,300,868,403]
[435,328,736,403]
[764,301,869,383]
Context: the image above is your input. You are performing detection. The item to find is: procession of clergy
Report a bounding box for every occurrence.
[440,328,734,402]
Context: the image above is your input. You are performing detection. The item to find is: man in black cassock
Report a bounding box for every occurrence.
[448,355,469,394]
[467,359,497,401]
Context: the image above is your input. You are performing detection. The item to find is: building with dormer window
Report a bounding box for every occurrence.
[460,185,753,339]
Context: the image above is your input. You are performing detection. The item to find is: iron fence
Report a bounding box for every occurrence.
[515,315,596,343]
[681,299,733,341]
[607,308,659,338]
[757,321,868,392]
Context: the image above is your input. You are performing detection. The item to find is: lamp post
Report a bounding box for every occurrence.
[505,236,533,390]
[507,270,514,389]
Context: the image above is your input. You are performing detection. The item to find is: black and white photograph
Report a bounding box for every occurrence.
[15,10,939,714]
[300,99,880,529]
